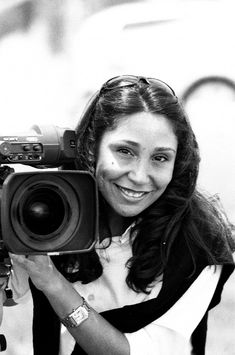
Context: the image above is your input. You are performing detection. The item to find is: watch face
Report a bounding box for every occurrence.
[61,298,90,327]
[72,306,89,325]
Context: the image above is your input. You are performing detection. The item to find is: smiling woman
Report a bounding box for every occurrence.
[8,75,235,355]
[96,112,177,219]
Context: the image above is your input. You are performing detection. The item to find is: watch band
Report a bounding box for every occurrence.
[61,297,90,328]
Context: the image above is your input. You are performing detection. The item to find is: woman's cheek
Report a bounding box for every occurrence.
[96,160,123,181]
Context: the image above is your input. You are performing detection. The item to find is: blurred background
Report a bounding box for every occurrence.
[0,0,234,354]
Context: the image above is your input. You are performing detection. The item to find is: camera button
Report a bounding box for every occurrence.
[33,144,42,152]
[22,144,31,151]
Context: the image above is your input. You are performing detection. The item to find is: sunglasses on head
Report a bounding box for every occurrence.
[100,75,176,97]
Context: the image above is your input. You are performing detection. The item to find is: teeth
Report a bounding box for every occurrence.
[118,186,146,198]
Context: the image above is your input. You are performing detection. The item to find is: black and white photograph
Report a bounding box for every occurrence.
[0,1,234,354]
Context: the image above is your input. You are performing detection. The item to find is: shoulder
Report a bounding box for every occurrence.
[153,266,223,339]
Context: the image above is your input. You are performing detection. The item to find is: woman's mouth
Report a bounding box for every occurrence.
[116,185,149,199]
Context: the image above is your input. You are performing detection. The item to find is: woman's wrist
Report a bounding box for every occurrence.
[41,268,66,296]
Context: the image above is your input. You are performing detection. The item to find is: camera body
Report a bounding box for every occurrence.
[0,124,76,167]
[0,125,98,255]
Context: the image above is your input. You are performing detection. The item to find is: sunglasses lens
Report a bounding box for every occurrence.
[102,75,176,97]
[104,75,138,89]
[148,78,176,96]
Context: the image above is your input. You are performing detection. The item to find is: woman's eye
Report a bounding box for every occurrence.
[117,147,133,156]
[152,155,168,163]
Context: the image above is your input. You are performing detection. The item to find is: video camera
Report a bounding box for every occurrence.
[0,124,99,352]
[0,124,98,257]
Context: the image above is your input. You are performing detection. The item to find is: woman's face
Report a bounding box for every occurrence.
[95,112,178,217]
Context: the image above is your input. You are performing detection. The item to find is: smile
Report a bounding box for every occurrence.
[116,185,149,199]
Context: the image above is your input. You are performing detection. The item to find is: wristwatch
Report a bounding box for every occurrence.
[61,297,90,328]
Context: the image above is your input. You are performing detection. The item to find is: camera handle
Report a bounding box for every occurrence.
[0,253,16,306]
[0,284,7,352]
[0,247,17,352]
[0,275,8,352]
[0,165,16,352]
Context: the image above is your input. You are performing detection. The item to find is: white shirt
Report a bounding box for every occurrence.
[59,226,222,355]
[9,225,222,355]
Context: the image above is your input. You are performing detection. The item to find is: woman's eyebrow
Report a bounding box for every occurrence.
[154,147,177,154]
[111,140,176,153]
[115,140,139,147]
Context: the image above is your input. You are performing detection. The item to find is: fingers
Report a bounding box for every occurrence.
[9,254,56,292]
[10,254,27,264]
[10,253,53,271]
[10,254,32,271]
[10,253,49,263]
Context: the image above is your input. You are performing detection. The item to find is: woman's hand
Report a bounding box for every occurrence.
[11,254,130,355]
[10,254,62,294]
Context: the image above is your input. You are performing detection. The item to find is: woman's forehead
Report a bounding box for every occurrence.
[101,112,178,149]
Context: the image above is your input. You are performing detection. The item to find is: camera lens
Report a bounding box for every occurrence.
[22,188,66,235]
[9,174,81,251]
[2,171,97,254]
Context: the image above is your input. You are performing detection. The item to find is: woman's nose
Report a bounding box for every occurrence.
[127,160,151,185]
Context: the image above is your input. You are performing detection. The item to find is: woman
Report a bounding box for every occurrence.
[11,75,234,355]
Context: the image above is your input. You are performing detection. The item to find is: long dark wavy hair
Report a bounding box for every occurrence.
[59,75,234,293]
